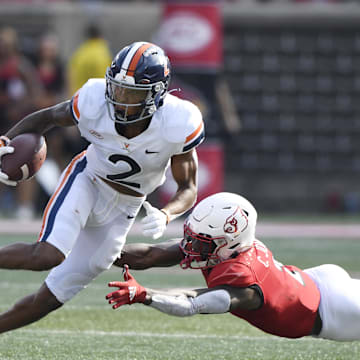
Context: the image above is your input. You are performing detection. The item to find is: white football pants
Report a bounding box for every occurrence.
[39,152,145,303]
[305,264,360,341]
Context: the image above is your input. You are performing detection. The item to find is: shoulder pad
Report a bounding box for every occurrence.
[207,261,256,288]
[160,95,204,150]
[70,79,106,122]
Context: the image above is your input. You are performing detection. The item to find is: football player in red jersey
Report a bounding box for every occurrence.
[107,192,360,341]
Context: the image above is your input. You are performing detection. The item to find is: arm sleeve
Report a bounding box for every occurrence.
[149,289,231,317]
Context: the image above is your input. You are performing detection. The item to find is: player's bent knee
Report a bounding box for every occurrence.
[29,242,65,270]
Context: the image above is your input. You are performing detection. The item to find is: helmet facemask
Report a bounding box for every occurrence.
[105,69,166,124]
[105,42,171,124]
[180,223,223,270]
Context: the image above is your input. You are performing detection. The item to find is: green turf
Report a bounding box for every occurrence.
[0,234,359,359]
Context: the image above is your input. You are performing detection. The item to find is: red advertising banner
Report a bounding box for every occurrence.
[158,142,224,208]
[154,2,223,69]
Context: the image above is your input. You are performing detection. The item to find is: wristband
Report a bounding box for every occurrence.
[160,209,171,225]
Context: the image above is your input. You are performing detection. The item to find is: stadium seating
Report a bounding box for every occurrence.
[224,26,360,175]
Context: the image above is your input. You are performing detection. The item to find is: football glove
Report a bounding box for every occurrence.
[0,136,16,186]
[106,265,147,309]
[141,201,169,240]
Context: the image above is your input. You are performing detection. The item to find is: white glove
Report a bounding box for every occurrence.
[141,201,169,240]
[0,138,17,186]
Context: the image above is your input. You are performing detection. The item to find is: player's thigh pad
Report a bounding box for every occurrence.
[87,191,144,274]
[38,159,97,256]
[45,192,144,303]
[305,264,360,341]
[86,175,143,226]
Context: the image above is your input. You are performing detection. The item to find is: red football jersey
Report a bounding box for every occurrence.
[202,240,320,338]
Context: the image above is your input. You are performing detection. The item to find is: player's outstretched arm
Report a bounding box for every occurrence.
[5,100,75,140]
[0,101,75,187]
[114,239,184,270]
[106,266,262,316]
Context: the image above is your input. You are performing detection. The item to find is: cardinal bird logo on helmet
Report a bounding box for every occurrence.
[224,207,248,235]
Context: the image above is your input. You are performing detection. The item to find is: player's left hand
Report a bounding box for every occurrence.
[0,136,16,187]
[106,265,147,309]
[141,201,168,240]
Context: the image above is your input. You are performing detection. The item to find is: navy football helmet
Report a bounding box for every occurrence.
[105,41,171,123]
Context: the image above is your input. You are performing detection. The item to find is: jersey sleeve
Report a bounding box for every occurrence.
[70,90,80,124]
[161,96,205,154]
[179,104,205,154]
[70,79,105,124]
[205,260,256,289]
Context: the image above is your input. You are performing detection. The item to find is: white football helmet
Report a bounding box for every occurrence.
[181,192,257,269]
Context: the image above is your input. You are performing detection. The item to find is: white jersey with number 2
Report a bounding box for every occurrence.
[71,78,204,195]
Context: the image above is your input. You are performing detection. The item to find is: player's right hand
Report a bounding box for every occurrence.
[141,201,168,240]
[106,265,147,309]
[0,136,16,186]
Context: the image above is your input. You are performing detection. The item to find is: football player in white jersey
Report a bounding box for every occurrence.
[0,41,204,333]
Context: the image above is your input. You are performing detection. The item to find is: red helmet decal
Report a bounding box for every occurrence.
[224,207,248,234]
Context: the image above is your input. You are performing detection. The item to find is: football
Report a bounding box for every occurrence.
[1,133,47,182]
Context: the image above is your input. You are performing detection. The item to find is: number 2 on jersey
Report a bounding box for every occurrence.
[106,154,141,188]
[255,241,305,286]
[274,259,305,286]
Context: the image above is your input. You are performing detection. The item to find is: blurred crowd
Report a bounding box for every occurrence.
[0,24,112,219]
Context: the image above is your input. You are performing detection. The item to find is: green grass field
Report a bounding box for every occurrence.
[0,234,360,359]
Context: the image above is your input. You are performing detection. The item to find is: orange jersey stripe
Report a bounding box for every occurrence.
[73,92,80,119]
[185,121,204,143]
[37,151,86,241]
[126,43,153,76]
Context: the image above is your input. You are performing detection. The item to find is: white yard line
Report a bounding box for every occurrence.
[16,328,299,341]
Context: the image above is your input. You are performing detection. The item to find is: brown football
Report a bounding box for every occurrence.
[1,133,47,182]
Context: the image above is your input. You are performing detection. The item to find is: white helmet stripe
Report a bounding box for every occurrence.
[118,42,148,79]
